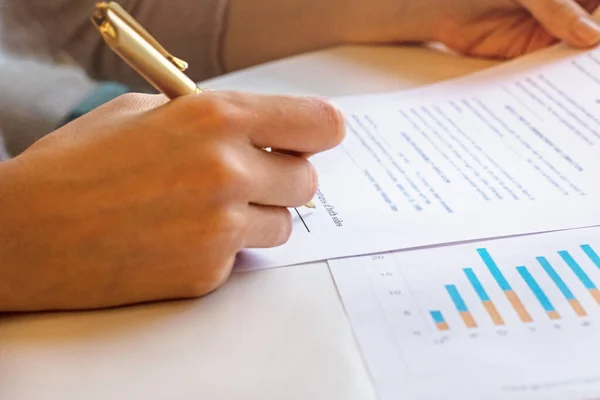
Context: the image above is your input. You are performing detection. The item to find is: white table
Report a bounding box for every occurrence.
[0,45,499,400]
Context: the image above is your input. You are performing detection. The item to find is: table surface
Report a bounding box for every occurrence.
[0,45,499,400]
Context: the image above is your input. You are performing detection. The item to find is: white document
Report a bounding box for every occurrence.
[329,226,600,400]
[235,44,600,271]
[337,48,600,215]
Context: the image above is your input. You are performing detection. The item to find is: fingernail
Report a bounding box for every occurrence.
[574,17,600,45]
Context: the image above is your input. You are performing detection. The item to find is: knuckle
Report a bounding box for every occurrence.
[208,206,247,253]
[216,207,247,246]
[204,148,251,200]
[179,94,249,132]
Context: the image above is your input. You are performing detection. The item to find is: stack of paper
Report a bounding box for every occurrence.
[236,38,600,399]
[324,42,600,400]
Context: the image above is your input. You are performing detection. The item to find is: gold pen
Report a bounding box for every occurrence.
[90,2,315,209]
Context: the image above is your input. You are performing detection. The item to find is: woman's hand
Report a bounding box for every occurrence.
[344,0,600,59]
[433,0,600,58]
[0,91,344,312]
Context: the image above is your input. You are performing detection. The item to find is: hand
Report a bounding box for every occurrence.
[0,92,344,312]
[345,0,600,60]
[433,0,600,59]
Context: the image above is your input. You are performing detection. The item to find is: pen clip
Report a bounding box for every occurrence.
[92,1,189,72]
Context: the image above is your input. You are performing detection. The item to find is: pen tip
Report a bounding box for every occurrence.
[305,200,316,209]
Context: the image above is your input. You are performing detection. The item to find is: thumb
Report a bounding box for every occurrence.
[520,0,600,48]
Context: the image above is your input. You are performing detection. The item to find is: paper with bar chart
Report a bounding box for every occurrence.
[330,227,600,400]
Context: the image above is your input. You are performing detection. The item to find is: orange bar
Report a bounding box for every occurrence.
[589,289,600,305]
[505,290,533,323]
[460,311,477,328]
[547,311,561,320]
[483,301,505,325]
[436,322,449,331]
[569,299,587,317]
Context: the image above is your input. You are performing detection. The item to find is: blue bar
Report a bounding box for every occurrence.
[430,310,445,324]
[463,268,491,301]
[558,250,597,290]
[581,244,600,269]
[446,285,469,313]
[517,266,556,313]
[477,248,512,291]
[537,257,575,301]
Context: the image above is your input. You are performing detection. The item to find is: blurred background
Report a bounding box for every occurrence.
[0,46,128,160]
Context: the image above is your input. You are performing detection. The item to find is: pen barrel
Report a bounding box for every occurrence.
[107,10,198,98]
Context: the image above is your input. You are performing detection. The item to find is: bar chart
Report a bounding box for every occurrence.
[463,267,505,325]
[425,244,600,331]
[429,310,449,331]
[537,256,587,317]
[445,284,478,328]
[329,226,600,400]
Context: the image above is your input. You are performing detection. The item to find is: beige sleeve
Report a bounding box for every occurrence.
[0,0,230,90]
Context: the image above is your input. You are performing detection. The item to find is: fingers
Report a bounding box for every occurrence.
[246,149,318,207]
[241,94,346,153]
[243,205,293,248]
[182,91,346,154]
[115,91,346,156]
[520,0,600,47]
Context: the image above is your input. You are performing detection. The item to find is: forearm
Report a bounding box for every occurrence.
[222,0,436,72]
[1,0,229,90]
[222,0,347,72]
